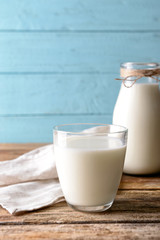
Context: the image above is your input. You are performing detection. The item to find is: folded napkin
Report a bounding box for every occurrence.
[0,144,64,215]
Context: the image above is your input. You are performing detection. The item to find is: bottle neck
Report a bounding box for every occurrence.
[133,77,157,84]
[120,62,160,87]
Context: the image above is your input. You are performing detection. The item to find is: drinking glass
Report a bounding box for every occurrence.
[54,123,127,212]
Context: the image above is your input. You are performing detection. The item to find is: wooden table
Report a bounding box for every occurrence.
[0,144,160,240]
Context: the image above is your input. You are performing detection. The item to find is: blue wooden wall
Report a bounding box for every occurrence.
[0,0,160,143]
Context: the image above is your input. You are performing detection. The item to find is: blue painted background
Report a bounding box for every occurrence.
[0,0,160,143]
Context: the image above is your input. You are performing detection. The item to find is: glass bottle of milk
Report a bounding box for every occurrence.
[113,62,160,175]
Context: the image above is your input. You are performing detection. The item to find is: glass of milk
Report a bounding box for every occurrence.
[54,123,127,212]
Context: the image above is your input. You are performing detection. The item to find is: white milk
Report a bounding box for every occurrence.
[55,136,126,207]
[113,83,160,175]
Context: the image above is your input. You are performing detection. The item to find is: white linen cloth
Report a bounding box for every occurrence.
[0,144,64,215]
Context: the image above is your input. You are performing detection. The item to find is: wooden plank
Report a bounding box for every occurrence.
[0,73,119,115]
[120,174,160,190]
[0,223,160,240]
[0,143,47,151]
[0,0,160,31]
[0,190,159,224]
[0,115,112,143]
[0,32,159,73]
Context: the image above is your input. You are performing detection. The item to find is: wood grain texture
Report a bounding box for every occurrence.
[0,74,119,115]
[0,0,160,31]
[0,1,160,143]
[0,32,159,73]
[0,190,160,224]
[0,224,160,240]
[0,143,159,239]
[119,175,160,190]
